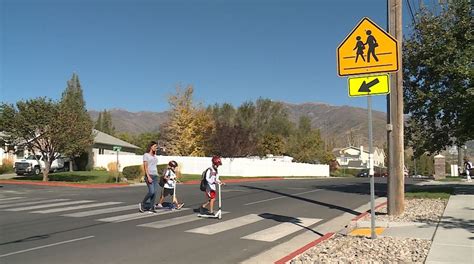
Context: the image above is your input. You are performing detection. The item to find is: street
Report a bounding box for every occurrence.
[0,177,391,264]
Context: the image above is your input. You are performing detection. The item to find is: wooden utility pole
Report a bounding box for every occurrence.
[387,0,405,215]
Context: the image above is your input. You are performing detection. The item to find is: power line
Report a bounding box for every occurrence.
[406,0,417,24]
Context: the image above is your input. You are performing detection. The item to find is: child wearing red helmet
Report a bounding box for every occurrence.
[200,156,225,216]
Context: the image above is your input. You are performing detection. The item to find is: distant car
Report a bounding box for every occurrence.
[357,170,369,177]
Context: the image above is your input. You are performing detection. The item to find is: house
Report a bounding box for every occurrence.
[91,129,140,156]
[0,130,140,167]
[333,146,385,169]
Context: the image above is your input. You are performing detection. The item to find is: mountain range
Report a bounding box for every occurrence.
[89,102,388,148]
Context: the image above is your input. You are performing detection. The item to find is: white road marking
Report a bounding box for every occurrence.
[241,217,322,242]
[62,204,138,217]
[244,189,322,205]
[138,211,229,229]
[97,208,190,223]
[0,199,69,209]
[0,197,25,203]
[32,202,122,214]
[0,236,95,258]
[6,200,94,211]
[186,214,263,235]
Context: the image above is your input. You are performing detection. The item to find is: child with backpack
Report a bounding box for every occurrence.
[199,156,225,216]
[156,160,184,210]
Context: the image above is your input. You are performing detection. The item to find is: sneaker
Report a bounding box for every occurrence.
[206,211,214,216]
[138,203,144,213]
[154,203,163,210]
[177,203,184,210]
[148,209,158,214]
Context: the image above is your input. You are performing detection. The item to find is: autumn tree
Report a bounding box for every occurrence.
[161,85,214,156]
[403,0,473,157]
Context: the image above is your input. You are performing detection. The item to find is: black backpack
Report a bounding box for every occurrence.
[199,168,210,191]
[158,169,169,188]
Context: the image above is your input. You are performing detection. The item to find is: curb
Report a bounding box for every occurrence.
[351,201,387,221]
[0,180,129,189]
[0,177,285,189]
[274,233,335,264]
[182,177,285,185]
[274,200,388,264]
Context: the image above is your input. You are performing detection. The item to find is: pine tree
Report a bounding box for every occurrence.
[59,73,94,171]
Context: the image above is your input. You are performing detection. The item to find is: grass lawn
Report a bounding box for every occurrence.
[12,171,121,184]
[405,186,454,199]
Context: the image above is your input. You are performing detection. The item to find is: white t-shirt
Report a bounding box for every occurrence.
[205,167,220,191]
[143,153,158,176]
[163,169,176,189]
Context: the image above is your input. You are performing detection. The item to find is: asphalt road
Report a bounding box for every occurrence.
[0,177,394,264]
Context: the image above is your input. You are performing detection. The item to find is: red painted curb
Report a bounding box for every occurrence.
[0,180,129,189]
[274,232,335,264]
[182,177,285,185]
[351,201,388,221]
[0,177,284,189]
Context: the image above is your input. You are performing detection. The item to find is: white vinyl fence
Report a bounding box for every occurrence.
[95,154,329,177]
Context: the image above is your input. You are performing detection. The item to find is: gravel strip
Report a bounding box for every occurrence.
[290,198,447,263]
[363,198,447,224]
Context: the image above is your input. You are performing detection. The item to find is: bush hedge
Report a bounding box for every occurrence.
[122,164,168,180]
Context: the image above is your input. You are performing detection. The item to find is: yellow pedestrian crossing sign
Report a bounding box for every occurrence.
[337,17,399,76]
[348,74,390,97]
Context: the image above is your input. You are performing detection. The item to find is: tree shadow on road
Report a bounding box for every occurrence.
[241,185,361,216]
[258,212,324,236]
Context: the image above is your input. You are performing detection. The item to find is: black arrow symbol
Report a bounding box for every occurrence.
[358,78,380,93]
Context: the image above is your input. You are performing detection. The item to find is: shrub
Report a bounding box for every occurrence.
[92,167,107,171]
[122,165,143,180]
[0,158,14,174]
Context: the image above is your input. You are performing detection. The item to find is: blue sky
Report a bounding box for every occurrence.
[1,0,421,113]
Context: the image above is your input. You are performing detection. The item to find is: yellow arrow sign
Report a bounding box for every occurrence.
[337,17,399,76]
[348,74,390,97]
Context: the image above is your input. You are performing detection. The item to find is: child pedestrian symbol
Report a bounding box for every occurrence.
[353,36,365,63]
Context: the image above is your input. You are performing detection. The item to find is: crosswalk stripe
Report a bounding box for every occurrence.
[0,197,25,203]
[97,208,190,223]
[0,199,70,209]
[6,200,94,211]
[32,202,123,214]
[186,214,263,235]
[62,205,138,217]
[241,217,322,242]
[138,211,229,229]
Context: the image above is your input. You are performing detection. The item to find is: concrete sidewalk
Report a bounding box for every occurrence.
[425,194,474,264]
[349,189,473,263]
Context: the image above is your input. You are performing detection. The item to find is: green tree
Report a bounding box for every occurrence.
[59,73,94,171]
[288,116,332,164]
[95,110,115,135]
[403,0,473,157]
[1,98,62,181]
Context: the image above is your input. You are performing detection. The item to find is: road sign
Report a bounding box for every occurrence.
[337,17,398,76]
[348,74,390,97]
[113,146,121,152]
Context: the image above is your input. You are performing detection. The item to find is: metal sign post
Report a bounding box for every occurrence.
[368,96,376,239]
[113,146,121,183]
